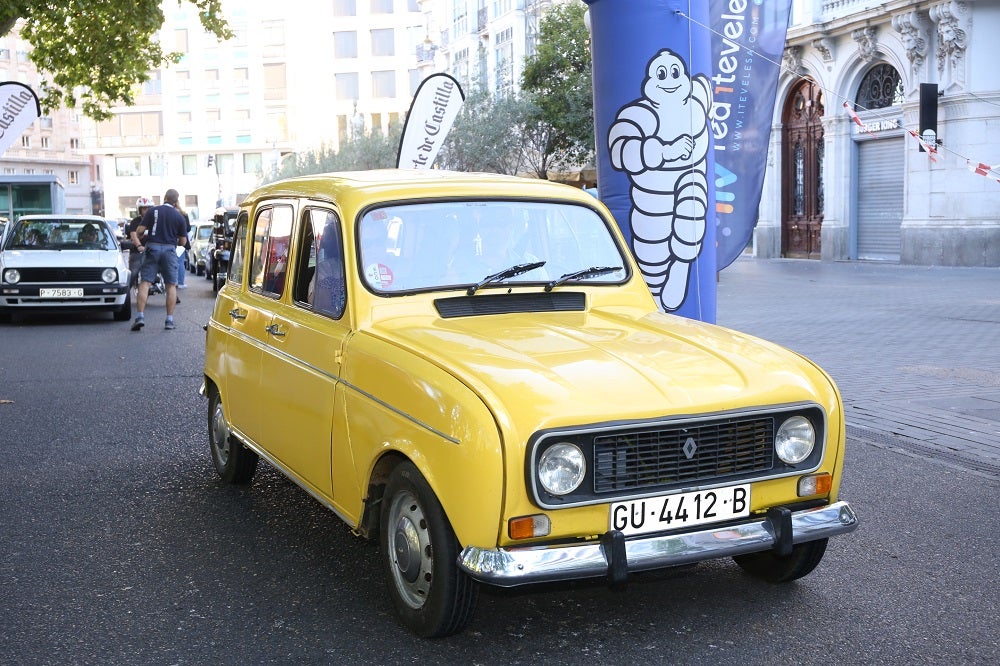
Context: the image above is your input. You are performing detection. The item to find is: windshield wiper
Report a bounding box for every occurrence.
[466,261,547,296]
[544,266,622,292]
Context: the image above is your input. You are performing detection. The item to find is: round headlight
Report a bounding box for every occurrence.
[3,268,20,284]
[537,443,586,495]
[775,416,815,464]
[101,268,118,283]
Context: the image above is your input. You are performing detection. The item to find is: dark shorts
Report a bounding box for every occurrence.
[140,243,180,285]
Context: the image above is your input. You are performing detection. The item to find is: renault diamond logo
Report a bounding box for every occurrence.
[683,436,698,459]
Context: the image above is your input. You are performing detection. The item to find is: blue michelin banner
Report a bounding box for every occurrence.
[585,0,717,321]
[709,0,792,270]
[585,0,791,321]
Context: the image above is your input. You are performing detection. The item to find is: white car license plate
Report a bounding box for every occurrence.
[610,484,750,536]
[39,288,84,298]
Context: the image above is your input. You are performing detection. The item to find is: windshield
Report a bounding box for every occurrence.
[196,226,213,241]
[2,219,116,251]
[358,201,628,293]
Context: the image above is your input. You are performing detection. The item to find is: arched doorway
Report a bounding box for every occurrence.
[781,79,825,259]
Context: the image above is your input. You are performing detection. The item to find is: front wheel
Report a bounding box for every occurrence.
[113,296,132,321]
[733,538,828,583]
[208,387,257,484]
[380,462,478,637]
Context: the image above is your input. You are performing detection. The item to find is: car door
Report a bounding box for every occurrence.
[255,204,350,501]
[221,207,283,447]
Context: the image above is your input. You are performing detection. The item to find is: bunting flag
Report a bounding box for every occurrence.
[396,73,464,169]
[843,101,879,138]
[965,160,1000,185]
[907,129,938,162]
[0,82,41,157]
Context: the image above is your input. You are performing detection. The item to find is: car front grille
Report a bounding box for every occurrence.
[593,418,774,493]
[13,267,104,282]
[528,404,826,509]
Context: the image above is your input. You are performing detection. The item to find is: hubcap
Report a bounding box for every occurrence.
[387,490,433,609]
[211,401,231,466]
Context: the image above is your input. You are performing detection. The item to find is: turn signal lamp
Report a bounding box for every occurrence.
[509,514,551,540]
[797,473,832,497]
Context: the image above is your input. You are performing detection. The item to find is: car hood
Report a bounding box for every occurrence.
[368,308,833,429]
[1,249,120,267]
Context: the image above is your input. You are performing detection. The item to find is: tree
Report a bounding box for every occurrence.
[0,1,231,120]
[520,1,595,171]
[266,125,403,182]
[438,88,535,175]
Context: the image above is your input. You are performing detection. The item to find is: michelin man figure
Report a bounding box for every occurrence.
[608,48,712,311]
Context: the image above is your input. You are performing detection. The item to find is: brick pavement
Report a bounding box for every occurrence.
[715,258,1000,477]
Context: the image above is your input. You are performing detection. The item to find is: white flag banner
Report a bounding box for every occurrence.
[0,82,41,157]
[396,73,464,169]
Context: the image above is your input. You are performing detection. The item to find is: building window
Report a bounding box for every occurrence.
[333,0,356,16]
[372,70,395,98]
[205,68,220,89]
[115,157,142,177]
[149,155,167,177]
[68,170,80,184]
[40,136,50,148]
[371,0,394,13]
[20,135,29,148]
[335,73,359,101]
[371,29,395,57]
[233,67,249,89]
[175,29,188,52]
[176,70,191,91]
[208,135,222,145]
[236,134,251,144]
[855,64,904,110]
[69,138,81,150]
[334,31,358,58]
[494,27,513,94]
[263,63,286,100]
[244,153,262,174]
[182,154,197,175]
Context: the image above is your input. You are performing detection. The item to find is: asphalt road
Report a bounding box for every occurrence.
[1,274,997,665]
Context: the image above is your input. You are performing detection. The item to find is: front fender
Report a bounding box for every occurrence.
[342,332,505,549]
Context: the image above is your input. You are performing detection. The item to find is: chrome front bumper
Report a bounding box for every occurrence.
[459,501,858,587]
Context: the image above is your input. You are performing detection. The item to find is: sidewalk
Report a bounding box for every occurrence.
[715,258,1000,477]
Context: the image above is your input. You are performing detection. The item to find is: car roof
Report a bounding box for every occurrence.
[16,214,110,224]
[241,169,597,209]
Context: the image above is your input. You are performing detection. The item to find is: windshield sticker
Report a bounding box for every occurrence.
[365,263,394,288]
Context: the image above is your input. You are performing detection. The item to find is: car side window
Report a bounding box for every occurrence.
[229,212,248,285]
[249,205,293,298]
[294,207,345,319]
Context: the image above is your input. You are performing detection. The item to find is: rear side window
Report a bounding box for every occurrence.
[249,205,293,298]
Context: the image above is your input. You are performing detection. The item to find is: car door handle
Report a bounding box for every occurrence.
[265,323,286,337]
[228,308,247,320]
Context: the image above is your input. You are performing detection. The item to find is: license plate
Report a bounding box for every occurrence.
[610,484,750,536]
[39,288,83,298]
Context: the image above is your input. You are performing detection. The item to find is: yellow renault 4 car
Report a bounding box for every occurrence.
[202,169,857,637]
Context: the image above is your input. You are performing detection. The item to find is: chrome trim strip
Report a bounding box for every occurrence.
[458,501,858,587]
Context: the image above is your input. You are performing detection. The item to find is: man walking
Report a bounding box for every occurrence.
[129,188,189,331]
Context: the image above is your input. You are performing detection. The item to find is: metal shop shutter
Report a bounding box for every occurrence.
[856,138,904,260]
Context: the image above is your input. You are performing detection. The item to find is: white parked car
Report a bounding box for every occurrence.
[0,214,132,323]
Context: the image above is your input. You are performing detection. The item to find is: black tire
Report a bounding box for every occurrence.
[113,296,132,321]
[196,265,205,276]
[379,462,478,638]
[212,272,222,292]
[208,387,257,484]
[733,538,828,583]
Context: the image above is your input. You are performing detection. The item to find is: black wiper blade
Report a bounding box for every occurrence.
[466,261,547,296]
[544,266,622,292]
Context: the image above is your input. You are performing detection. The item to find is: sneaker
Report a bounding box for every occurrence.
[130,317,145,331]
[164,320,176,330]
[177,284,188,289]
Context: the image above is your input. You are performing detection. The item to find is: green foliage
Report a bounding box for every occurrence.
[1,1,231,120]
[520,1,595,168]
[265,125,403,182]
[438,88,535,175]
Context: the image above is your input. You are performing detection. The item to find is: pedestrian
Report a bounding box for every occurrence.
[126,197,153,293]
[129,188,188,331]
[173,202,192,292]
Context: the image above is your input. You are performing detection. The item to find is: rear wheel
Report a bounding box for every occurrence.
[208,387,257,484]
[733,538,828,583]
[380,462,478,637]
